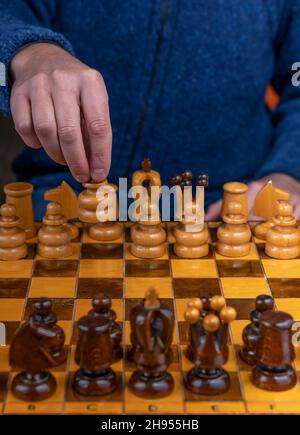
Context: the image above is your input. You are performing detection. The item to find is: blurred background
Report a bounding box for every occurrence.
[0,86,279,203]
[0,114,23,202]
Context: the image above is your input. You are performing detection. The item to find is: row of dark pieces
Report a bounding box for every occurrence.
[7,290,297,402]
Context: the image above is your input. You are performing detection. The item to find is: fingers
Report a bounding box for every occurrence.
[247,181,266,216]
[52,89,90,183]
[11,59,112,183]
[294,205,300,220]
[30,82,66,165]
[205,180,262,221]
[10,89,42,150]
[205,199,222,220]
[247,183,262,220]
[80,70,112,181]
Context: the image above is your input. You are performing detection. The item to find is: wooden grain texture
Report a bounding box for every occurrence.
[1,221,300,414]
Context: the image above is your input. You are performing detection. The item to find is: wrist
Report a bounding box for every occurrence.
[10,42,68,81]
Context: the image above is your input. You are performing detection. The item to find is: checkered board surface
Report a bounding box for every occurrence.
[1,221,300,415]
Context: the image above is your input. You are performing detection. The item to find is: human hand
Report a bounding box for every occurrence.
[205,173,300,220]
[10,43,112,183]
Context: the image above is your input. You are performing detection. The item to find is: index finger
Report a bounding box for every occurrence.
[80,72,112,181]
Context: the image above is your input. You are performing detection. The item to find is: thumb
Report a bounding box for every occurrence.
[205,200,222,220]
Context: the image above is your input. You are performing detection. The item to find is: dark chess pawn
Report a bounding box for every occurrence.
[73,296,121,396]
[88,293,123,363]
[9,299,66,401]
[128,288,174,398]
[184,296,236,395]
[240,294,274,365]
[252,310,297,391]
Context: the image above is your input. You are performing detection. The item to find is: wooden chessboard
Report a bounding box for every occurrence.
[1,221,300,415]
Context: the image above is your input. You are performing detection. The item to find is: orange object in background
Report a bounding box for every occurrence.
[266,85,280,110]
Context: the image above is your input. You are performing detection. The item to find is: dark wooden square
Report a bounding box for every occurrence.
[0,279,29,298]
[33,260,78,277]
[217,260,263,277]
[125,227,131,243]
[125,260,170,277]
[226,298,255,320]
[173,278,221,298]
[25,298,74,320]
[178,322,189,345]
[26,243,36,259]
[81,243,123,260]
[256,243,268,259]
[209,227,218,243]
[268,279,300,298]
[77,278,123,298]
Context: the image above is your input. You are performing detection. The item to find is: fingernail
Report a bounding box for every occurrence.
[92,169,107,181]
[77,175,89,183]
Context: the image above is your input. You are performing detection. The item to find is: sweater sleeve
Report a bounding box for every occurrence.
[0,0,75,115]
[255,0,300,181]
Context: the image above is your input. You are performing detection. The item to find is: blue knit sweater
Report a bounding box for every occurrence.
[0,0,300,218]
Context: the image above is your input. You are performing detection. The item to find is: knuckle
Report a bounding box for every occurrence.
[15,121,32,137]
[83,68,103,83]
[58,125,78,143]
[88,118,109,137]
[32,72,48,87]
[35,121,53,137]
[52,69,69,83]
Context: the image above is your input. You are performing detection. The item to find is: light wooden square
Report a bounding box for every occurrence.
[125,277,173,298]
[79,259,123,278]
[29,277,77,298]
[0,299,24,321]
[262,259,300,278]
[171,259,218,278]
[221,277,270,299]
[0,260,33,278]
